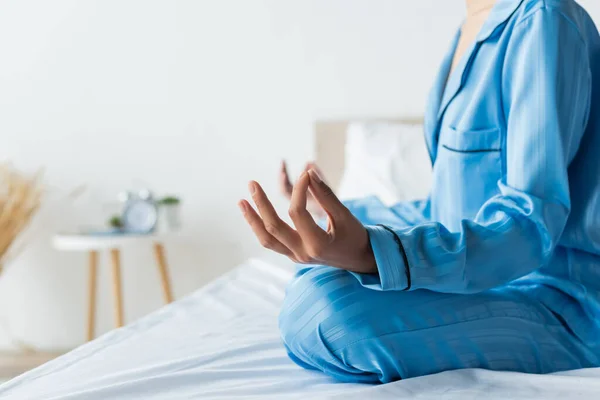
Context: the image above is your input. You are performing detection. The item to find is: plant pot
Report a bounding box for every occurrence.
[158,204,181,233]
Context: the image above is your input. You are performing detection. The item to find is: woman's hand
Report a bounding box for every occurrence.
[239,169,376,274]
[279,161,326,218]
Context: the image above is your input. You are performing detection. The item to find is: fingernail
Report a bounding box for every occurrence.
[238,201,247,213]
[248,181,256,194]
[308,169,322,183]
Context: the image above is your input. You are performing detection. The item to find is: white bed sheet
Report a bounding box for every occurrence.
[1,258,599,399]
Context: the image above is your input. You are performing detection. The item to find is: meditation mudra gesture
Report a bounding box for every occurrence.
[240,0,600,384]
[239,168,376,274]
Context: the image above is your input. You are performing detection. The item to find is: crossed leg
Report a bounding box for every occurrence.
[279,266,595,383]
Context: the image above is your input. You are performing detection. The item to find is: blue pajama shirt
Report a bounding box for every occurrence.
[279,0,600,383]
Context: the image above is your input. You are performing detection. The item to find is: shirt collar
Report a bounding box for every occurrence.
[476,0,524,42]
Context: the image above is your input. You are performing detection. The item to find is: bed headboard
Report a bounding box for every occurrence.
[314,117,424,190]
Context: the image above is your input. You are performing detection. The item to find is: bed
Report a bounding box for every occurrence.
[1,120,599,399]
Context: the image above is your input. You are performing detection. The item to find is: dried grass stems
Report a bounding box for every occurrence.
[0,164,43,276]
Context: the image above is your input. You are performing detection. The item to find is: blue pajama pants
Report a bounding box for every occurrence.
[278,266,598,383]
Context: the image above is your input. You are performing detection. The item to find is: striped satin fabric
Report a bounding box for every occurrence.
[279,0,600,383]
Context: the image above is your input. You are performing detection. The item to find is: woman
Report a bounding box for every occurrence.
[239,0,600,383]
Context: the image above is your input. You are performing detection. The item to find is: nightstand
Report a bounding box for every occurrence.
[52,233,175,341]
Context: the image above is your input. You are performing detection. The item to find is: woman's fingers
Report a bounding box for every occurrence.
[304,162,323,179]
[279,161,293,199]
[248,181,302,251]
[238,200,295,258]
[307,169,346,220]
[289,172,329,258]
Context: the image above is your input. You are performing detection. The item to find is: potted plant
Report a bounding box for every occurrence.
[156,196,181,232]
[107,215,124,231]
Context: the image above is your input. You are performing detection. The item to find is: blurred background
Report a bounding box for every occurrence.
[0,0,598,356]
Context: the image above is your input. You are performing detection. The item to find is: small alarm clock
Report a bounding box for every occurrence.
[122,190,158,234]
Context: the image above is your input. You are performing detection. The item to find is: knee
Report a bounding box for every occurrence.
[279,266,345,350]
[278,267,383,382]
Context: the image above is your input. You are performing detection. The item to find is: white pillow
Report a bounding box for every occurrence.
[337,121,432,206]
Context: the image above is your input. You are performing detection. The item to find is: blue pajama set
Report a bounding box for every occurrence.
[279,0,600,383]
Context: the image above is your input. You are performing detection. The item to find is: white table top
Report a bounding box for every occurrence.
[53,232,175,251]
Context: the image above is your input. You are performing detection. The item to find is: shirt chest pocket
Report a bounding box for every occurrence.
[440,126,502,154]
[434,125,504,219]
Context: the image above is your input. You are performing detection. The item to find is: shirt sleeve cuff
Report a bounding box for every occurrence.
[365,225,409,291]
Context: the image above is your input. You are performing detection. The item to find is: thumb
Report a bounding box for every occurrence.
[307,169,346,219]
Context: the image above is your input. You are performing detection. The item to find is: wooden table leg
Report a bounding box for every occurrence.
[110,249,124,327]
[153,243,174,304]
[87,250,98,341]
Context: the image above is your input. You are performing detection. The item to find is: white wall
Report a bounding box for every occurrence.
[0,0,598,351]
